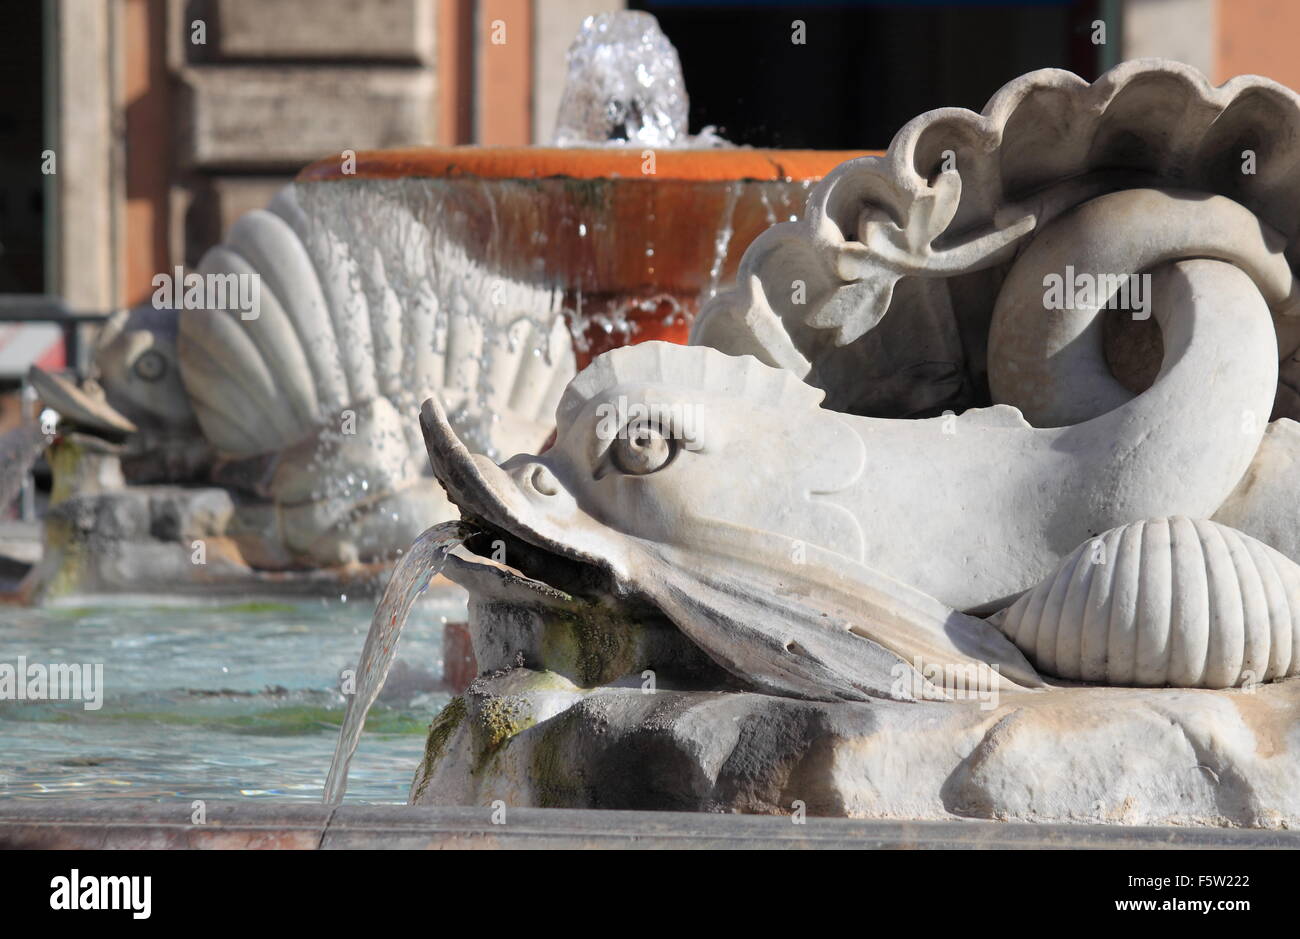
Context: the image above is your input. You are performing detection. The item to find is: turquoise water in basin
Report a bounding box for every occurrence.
[0,591,465,804]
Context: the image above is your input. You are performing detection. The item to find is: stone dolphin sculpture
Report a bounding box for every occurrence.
[420,60,1300,702]
[420,351,1043,704]
[404,59,1300,825]
[174,183,575,565]
[692,58,1300,425]
[422,338,1300,701]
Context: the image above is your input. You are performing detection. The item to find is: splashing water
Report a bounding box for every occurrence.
[323,520,475,803]
[552,11,728,148]
[706,182,743,301]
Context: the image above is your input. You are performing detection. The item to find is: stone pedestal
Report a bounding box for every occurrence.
[412,668,1300,828]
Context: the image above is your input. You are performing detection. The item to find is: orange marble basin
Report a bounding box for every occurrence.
[298,147,873,366]
[298,146,869,183]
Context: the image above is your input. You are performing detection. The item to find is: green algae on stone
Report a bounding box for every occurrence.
[37,517,87,603]
[539,602,646,688]
[412,695,468,802]
[473,694,536,775]
[475,671,587,775]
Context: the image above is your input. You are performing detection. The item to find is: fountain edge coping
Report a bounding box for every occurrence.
[1,800,1298,849]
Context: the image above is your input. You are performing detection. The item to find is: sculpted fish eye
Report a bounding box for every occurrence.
[133,349,168,382]
[611,422,676,475]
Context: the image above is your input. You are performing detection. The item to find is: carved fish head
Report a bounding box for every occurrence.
[423,341,1041,703]
[94,306,197,433]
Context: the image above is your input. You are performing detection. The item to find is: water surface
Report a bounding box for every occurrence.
[0,592,466,804]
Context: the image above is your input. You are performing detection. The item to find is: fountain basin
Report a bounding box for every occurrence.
[297,146,869,367]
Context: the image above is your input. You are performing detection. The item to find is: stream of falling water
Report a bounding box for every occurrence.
[323,520,475,803]
[0,422,48,513]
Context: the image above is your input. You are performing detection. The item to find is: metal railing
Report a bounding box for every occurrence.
[0,294,111,323]
[0,294,112,379]
[0,294,112,521]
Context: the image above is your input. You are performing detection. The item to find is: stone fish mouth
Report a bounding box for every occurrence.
[419,395,626,601]
[448,524,616,606]
[420,392,751,695]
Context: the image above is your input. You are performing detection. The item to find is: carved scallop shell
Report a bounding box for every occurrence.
[694,59,1300,420]
[179,184,575,464]
[175,184,575,563]
[992,517,1300,688]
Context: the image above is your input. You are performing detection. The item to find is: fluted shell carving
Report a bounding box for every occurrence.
[180,185,574,461]
[693,59,1300,422]
[993,518,1300,688]
[177,184,575,563]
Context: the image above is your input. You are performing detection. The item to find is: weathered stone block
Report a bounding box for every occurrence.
[413,670,1300,827]
[148,487,235,541]
[209,0,434,63]
[179,66,435,169]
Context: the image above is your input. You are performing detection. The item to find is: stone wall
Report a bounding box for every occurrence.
[167,0,438,266]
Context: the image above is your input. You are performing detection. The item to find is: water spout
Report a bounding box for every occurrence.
[323,519,476,803]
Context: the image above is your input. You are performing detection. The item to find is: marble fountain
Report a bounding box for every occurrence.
[0,13,870,813]
[5,12,1300,834]
[331,56,1300,829]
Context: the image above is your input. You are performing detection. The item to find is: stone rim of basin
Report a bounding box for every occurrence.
[296,146,874,184]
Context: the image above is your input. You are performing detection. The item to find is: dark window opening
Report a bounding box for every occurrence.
[0,0,46,294]
[634,1,1107,150]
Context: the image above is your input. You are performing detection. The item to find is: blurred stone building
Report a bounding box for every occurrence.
[1,0,1298,367]
[50,0,620,317]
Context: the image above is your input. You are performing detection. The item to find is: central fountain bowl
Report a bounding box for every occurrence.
[297,146,869,367]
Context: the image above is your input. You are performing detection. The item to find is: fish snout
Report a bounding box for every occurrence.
[501,456,566,504]
[522,462,560,498]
